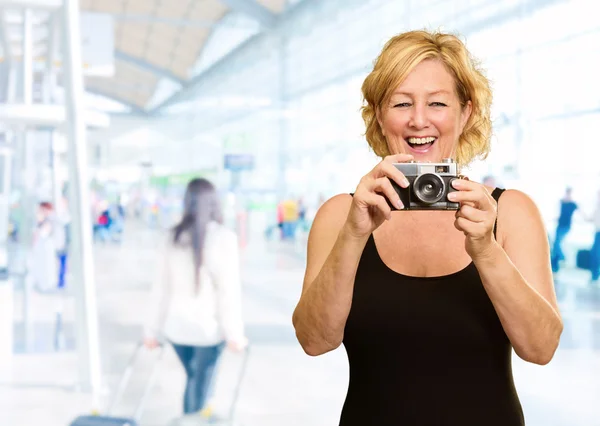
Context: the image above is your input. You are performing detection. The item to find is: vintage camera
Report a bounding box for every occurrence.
[389,158,460,210]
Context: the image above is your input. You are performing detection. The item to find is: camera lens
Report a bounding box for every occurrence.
[413,173,445,204]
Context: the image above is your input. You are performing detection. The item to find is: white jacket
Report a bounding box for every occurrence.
[146,222,245,346]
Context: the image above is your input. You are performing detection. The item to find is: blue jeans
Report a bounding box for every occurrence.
[172,342,224,414]
[57,252,67,289]
[551,226,570,272]
[591,231,600,281]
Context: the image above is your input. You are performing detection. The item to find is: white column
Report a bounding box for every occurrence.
[22,8,33,104]
[60,0,102,407]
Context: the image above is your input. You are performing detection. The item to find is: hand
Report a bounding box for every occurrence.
[447,178,498,260]
[345,154,414,239]
[227,337,248,352]
[143,337,160,350]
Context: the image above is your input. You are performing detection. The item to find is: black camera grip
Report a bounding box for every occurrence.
[387,178,410,211]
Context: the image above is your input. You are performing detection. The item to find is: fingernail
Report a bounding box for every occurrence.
[451,179,461,188]
[397,200,404,209]
[447,192,457,200]
[403,178,409,187]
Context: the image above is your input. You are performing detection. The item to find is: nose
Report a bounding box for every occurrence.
[408,103,429,129]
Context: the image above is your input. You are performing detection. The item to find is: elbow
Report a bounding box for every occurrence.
[292,311,341,357]
[517,348,556,366]
[296,332,341,357]
[298,339,325,357]
[516,321,563,366]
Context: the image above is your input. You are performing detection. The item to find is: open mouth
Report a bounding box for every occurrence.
[406,137,437,153]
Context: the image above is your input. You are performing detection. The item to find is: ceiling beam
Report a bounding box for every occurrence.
[84,87,147,115]
[149,0,296,114]
[112,13,256,30]
[219,0,276,28]
[115,50,185,85]
[148,33,260,113]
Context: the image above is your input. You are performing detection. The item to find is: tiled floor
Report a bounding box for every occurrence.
[1,221,599,425]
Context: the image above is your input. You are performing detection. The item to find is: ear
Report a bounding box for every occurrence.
[376,107,386,136]
[460,100,472,133]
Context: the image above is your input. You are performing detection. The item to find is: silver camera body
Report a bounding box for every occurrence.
[390,158,460,210]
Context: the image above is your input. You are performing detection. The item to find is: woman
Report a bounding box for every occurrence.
[30,202,60,292]
[292,30,562,425]
[589,189,600,283]
[144,178,247,417]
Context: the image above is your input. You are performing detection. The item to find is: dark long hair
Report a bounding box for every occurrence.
[172,178,223,292]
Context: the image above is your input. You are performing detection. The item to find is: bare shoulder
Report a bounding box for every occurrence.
[497,188,540,214]
[496,189,544,245]
[303,194,353,288]
[312,193,353,230]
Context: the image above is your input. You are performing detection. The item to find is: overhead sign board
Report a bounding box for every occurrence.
[224,154,254,172]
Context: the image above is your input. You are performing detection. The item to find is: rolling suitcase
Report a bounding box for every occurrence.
[69,342,165,426]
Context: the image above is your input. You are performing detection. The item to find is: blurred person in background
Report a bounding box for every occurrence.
[93,199,111,242]
[589,189,600,284]
[107,199,125,243]
[298,196,307,232]
[277,200,284,239]
[30,202,61,292]
[55,195,70,289]
[551,187,579,273]
[282,198,299,239]
[144,178,247,420]
[293,30,562,425]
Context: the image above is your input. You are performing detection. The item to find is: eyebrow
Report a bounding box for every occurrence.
[392,90,451,96]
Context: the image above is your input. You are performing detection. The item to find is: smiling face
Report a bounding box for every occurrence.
[377,59,472,162]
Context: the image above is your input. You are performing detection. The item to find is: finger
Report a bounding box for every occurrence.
[455,216,475,234]
[455,204,487,223]
[375,161,410,189]
[451,177,481,191]
[448,187,494,210]
[454,216,488,235]
[362,191,392,220]
[372,177,403,210]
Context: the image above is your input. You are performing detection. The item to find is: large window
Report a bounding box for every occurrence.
[155,0,599,231]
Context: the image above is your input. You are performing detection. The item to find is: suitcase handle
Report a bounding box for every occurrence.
[107,341,165,421]
[227,344,251,423]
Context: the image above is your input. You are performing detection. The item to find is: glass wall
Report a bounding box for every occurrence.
[151,0,599,242]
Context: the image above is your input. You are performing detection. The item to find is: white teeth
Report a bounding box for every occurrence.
[407,137,436,144]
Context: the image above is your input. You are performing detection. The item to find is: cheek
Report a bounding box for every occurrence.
[382,112,408,136]
[433,112,463,136]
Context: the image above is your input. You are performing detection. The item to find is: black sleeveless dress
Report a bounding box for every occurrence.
[340,188,524,425]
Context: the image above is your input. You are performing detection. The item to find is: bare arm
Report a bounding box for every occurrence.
[292,154,413,356]
[292,195,368,356]
[473,190,562,365]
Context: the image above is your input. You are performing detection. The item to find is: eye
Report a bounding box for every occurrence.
[430,102,447,107]
[393,102,411,108]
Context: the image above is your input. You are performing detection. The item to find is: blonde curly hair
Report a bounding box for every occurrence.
[361,30,493,167]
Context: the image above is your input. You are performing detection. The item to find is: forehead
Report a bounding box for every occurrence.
[392,59,457,95]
